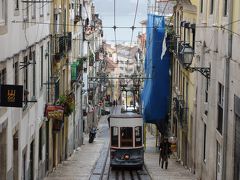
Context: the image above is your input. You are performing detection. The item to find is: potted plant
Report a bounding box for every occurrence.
[56,93,75,116]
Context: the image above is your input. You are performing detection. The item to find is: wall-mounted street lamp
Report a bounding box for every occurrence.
[180,43,194,66]
[178,22,211,79]
[180,43,210,79]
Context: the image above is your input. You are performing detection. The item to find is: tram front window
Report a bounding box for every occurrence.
[120,127,133,147]
[135,126,142,147]
[111,127,119,147]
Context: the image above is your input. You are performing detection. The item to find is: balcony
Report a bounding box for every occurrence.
[71,57,85,81]
[52,34,66,61]
[74,4,82,24]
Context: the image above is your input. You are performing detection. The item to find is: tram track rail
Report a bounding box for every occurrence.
[101,149,152,180]
[107,165,152,180]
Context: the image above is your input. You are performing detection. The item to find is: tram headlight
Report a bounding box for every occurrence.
[124,154,130,160]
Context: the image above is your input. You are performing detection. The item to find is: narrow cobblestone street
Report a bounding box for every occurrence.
[44,108,198,180]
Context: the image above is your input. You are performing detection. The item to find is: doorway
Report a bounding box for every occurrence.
[29,140,34,180]
[0,127,7,179]
[13,132,19,180]
[22,150,27,180]
[234,115,240,180]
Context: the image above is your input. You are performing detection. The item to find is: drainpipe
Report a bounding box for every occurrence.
[222,0,232,179]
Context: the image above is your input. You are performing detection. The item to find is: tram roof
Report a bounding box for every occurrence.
[110,114,142,119]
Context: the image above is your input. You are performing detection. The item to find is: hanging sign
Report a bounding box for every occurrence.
[0,84,23,107]
[45,105,64,120]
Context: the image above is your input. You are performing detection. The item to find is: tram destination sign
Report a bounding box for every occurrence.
[0,84,23,107]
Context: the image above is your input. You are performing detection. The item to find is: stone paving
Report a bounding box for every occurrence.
[144,132,199,180]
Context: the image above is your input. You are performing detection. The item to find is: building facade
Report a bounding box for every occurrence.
[195,0,240,179]
[170,0,240,180]
[0,0,104,179]
[0,0,51,179]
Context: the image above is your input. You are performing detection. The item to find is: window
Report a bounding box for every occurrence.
[75,2,82,18]
[0,0,6,24]
[40,46,43,88]
[120,127,133,147]
[217,83,224,134]
[15,0,19,10]
[111,127,118,147]
[54,80,59,101]
[223,0,228,16]
[0,68,6,84]
[23,56,28,106]
[14,61,19,85]
[63,69,65,90]
[203,123,206,162]
[31,0,36,19]
[32,51,36,97]
[210,0,214,14]
[200,0,203,13]
[23,1,29,21]
[39,126,42,161]
[205,79,209,102]
[135,126,142,147]
[47,1,50,15]
[40,0,44,16]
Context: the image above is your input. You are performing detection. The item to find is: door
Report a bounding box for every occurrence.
[13,132,19,180]
[0,127,7,179]
[234,115,240,180]
[29,140,34,180]
[23,151,27,180]
[216,141,222,180]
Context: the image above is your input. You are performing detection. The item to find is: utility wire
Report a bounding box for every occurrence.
[12,20,220,29]
[113,0,118,63]
[222,19,240,27]
[130,0,140,48]
[127,0,140,70]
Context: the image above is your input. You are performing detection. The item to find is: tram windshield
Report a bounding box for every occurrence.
[111,127,119,146]
[120,127,133,147]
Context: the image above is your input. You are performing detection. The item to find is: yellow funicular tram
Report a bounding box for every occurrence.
[109,114,144,168]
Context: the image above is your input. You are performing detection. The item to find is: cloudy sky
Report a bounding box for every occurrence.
[93,0,148,43]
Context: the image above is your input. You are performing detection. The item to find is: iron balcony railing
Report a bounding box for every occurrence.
[173,96,188,128]
[52,34,66,61]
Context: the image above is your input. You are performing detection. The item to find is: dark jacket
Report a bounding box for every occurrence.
[160,141,171,157]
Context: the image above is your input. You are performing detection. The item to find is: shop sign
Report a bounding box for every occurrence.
[0,84,23,107]
[45,105,64,120]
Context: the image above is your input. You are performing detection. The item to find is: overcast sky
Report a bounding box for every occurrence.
[93,0,148,43]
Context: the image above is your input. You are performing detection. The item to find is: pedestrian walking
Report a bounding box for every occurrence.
[115,99,118,106]
[113,100,116,106]
[159,138,171,169]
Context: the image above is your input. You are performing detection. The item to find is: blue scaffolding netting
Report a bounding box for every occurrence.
[141,14,170,128]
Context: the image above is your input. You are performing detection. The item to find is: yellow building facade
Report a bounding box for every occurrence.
[170,0,198,172]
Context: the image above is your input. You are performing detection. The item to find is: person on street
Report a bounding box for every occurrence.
[159,137,171,169]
